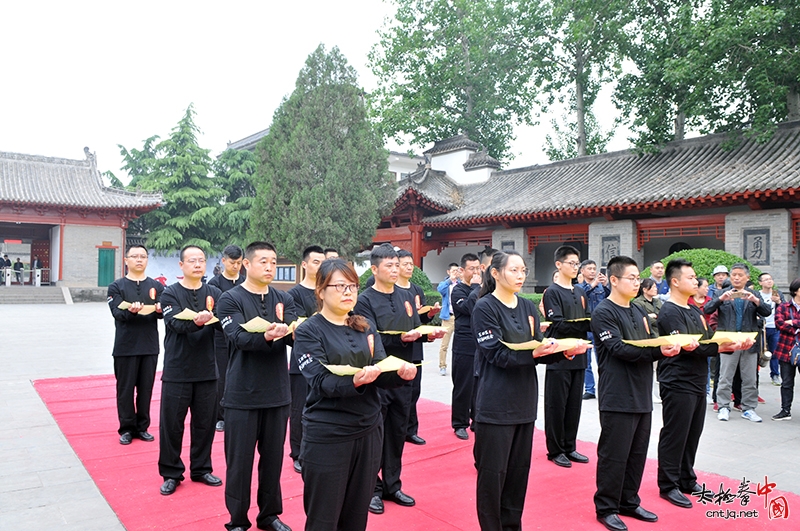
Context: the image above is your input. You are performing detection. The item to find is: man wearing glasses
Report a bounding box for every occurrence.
[106,245,163,445]
[591,256,681,531]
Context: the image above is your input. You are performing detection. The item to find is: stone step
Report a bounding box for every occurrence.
[0,286,66,304]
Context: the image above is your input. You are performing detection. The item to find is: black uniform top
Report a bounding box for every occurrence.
[293,314,407,442]
[353,286,423,363]
[543,283,591,370]
[207,273,245,353]
[452,281,481,355]
[287,284,319,374]
[106,277,164,357]
[218,285,298,409]
[656,301,719,395]
[591,299,663,413]
[472,294,560,425]
[161,282,222,383]
[397,282,431,362]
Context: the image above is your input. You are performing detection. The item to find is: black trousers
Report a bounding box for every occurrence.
[779,361,800,411]
[224,405,290,531]
[544,368,584,458]
[594,411,650,517]
[406,364,423,437]
[374,384,412,497]
[114,354,157,435]
[473,421,534,531]
[289,373,308,461]
[301,426,382,531]
[215,339,229,422]
[657,389,705,493]
[451,352,475,430]
[158,379,217,480]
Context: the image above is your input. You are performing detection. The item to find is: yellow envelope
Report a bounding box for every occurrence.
[322,355,408,376]
[118,301,156,315]
[240,316,272,333]
[418,305,434,314]
[700,331,758,345]
[501,338,585,353]
[172,308,219,325]
[623,334,702,347]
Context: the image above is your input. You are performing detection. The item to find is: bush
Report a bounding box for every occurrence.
[518,292,544,321]
[640,248,763,289]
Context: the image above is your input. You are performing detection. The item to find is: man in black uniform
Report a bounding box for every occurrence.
[323,247,339,259]
[656,258,751,508]
[354,244,444,515]
[106,245,163,445]
[543,245,592,468]
[450,252,481,440]
[207,244,245,433]
[287,244,325,474]
[396,249,440,446]
[158,245,223,495]
[218,241,297,531]
[592,256,681,531]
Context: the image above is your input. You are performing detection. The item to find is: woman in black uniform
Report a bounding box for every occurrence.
[292,259,417,531]
[472,251,587,531]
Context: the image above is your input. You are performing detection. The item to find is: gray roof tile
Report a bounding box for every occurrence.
[0,151,162,210]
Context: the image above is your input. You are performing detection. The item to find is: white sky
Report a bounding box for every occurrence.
[0,0,632,180]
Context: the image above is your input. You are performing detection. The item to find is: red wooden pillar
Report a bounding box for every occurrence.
[409,225,423,267]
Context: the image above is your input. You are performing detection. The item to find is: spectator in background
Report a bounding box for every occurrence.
[437,263,460,376]
[758,273,785,386]
[323,248,339,260]
[578,260,609,400]
[708,265,729,299]
[13,258,23,283]
[649,261,669,297]
[772,278,800,421]
[690,278,714,403]
[633,278,663,326]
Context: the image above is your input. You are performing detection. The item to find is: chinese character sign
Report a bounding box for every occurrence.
[601,236,620,267]
[743,228,770,266]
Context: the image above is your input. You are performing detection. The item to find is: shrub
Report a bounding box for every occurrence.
[640,248,763,289]
[518,292,544,321]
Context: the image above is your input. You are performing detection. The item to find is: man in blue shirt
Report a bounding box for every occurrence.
[436,263,460,376]
[578,260,610,399]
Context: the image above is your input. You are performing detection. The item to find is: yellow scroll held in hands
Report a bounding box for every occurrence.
[565,317,592,322]
[322,355,409,376]
[700,331,758,345]
[240,316,307,336]
[501,338,585,353]
[118,301,157,315]
[172,308,219,325]
[379,325,447,335]
[622,334,702,348]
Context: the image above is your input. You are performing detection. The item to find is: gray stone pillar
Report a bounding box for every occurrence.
[492,228,537,291]
[725,210,794,289]
[588,220,643,268]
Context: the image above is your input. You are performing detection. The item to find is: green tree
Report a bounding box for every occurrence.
[250,45,394,263]
[213,148,257,247]
[369,0,541,160]
[544,102,612,160]
[118,104,224,253]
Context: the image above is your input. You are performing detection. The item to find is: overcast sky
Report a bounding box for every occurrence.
[1,0,631,180]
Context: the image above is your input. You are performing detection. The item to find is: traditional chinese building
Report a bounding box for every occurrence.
[375,122,800,290]
[0,149,162,287]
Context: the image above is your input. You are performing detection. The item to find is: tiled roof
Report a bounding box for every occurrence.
[226,128,270,152]
[421,121,800,226]
[396,165,463,212]
[0,151,162,210]
[463,149,501,170]
[423,134,480,155]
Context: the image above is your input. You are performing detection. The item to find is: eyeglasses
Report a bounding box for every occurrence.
[328,283,358,293]
[185,259,207,265]
[561,261,580,268]
[507,267,529,276]
[616,275,641,284]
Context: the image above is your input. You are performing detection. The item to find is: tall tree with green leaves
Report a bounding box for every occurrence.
[249,44,394,262]
[118,104,224,253]
[213,148,257,248]
[369,0,541,161]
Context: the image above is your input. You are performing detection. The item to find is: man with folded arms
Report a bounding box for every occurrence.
[158,245,223,496]
[656,258,751,508]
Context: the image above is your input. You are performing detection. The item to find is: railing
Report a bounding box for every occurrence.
[1,268,52,287]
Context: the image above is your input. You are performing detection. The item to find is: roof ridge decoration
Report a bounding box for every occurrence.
[423,134,481,156]
[463,149,501,170]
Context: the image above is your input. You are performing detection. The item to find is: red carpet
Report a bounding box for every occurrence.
[35,374,795,530]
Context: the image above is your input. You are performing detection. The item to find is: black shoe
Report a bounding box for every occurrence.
[681,482,703,495]
[119,432,133,445]
[160,478,180,495]
[384,490,415,507]
[293,460,302,474]
[619,506,657,522]
[772,409,792,421]
[660,488,692,508]
[597,514,627,531]
[549,453,572,468]
[454,428,469,440]
[368,495,384,514]
[266,518,291,531]
[405,434,426,445]
[135,431,154,442]
[191,473,222,487]
[583,392,596,400]
[566,450,589,463]
[216,420,225,431]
